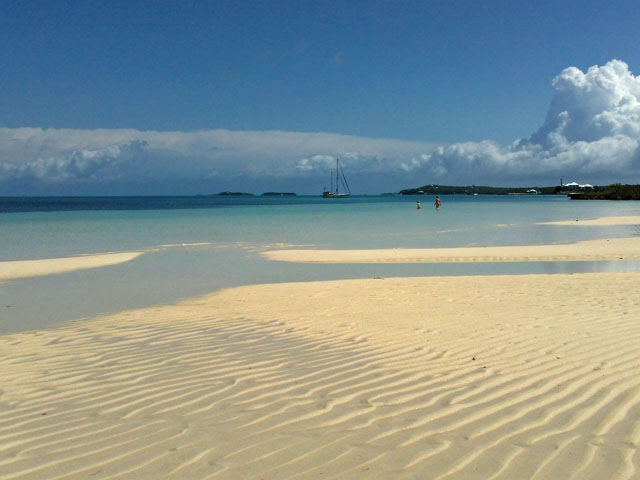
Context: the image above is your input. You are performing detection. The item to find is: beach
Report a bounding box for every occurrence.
[262,237,640,264]
[0,252,143,281]
[540,215,640,226]
[5,2,640,477]
[2,230,640,479]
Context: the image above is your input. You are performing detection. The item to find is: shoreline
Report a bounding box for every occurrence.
[0,251,143,280]
[1,272,639,478]
[262,237,640,264]
[4,235,639,282]
[3,224,640,478]
[539,215,640,226]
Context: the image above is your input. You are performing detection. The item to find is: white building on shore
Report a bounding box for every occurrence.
[563,181,594,190]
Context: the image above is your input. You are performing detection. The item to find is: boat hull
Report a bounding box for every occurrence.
[322,192,350,198]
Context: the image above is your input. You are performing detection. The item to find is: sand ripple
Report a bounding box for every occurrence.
[540,216,640,226]
[1,273,640,479]
[261,237,640,264]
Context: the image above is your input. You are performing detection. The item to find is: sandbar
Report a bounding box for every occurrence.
[0,251,143,280]
[1,272,640,479]
[540,215,640,226]
[263,237,640,263]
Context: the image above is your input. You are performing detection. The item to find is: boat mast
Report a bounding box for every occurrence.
[335,158,340,194]
[339,161,350,194]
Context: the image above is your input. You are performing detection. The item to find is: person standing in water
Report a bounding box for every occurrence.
[416,201,421,210]
[434,196,441,209]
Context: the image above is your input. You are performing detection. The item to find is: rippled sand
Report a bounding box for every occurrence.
[2,271,640,479]
[540,215,640,226]
[262,237,640,264]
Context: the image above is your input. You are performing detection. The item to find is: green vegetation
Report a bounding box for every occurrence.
[399,183,640,199]
[215,191,254,196]
[568,184,640,200]
[398,185,561,195]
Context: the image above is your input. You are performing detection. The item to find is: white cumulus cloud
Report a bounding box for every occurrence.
[418,59,640,185]
[1,59,639,194]
[1,140,148,182]
[0,127,439,193]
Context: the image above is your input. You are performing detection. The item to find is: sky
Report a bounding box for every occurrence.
[2,0,640,195]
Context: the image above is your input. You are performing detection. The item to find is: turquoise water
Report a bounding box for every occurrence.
[1,195,639,334]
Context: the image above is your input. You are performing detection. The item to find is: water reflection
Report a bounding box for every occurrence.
[2,242,639,335]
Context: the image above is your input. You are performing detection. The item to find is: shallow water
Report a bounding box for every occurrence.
[1,195,639,334]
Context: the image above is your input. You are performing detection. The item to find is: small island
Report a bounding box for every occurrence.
[215,191,254,196]
[398,185,560,195]
[567,184,640,200]
[398,183,640,200]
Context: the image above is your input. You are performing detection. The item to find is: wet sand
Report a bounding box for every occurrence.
[540,215,640,226]
[0,252,143,281]
[1,240,640,479]
[262,237,640,264]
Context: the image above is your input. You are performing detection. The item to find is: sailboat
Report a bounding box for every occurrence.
[322,158,351,198]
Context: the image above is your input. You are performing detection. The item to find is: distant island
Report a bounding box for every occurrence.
[215,191,254,196]
[211,184,640,200]
[399,183,640,199]
[567,184,640,200]
[213,191,297,196]
[398,185,561,195]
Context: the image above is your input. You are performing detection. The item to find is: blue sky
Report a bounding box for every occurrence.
[2,1,640,194]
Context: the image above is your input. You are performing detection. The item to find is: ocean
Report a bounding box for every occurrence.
[2,195,639,334]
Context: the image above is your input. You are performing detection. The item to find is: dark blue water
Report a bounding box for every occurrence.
[1,195,410,213]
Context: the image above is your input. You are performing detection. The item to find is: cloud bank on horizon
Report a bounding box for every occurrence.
[2,59,639,194]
